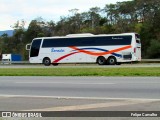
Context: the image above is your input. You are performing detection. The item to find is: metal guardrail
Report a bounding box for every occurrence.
[0,59,160,64]
[0,61,30,64]
[141,59,160,62]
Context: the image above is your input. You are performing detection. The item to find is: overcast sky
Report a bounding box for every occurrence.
[0,0,131,30]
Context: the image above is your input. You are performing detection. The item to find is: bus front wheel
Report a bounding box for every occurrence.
[97,56,106,65]
[43,58,51,66]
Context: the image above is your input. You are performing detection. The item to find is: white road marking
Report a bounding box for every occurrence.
[0,94,159,111]
[0,94,159,101]
[15,82,115,85]
[25,99,154,111]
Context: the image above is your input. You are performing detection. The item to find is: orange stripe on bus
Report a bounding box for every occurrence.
[69,45,131,56]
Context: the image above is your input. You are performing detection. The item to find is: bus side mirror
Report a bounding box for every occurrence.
[26,44,31,50]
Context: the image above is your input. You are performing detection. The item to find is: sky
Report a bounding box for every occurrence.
[0,0,131,30]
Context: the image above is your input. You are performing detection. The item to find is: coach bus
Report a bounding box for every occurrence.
[26,33,141,66]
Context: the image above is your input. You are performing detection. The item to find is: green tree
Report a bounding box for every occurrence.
[147,40,160,58]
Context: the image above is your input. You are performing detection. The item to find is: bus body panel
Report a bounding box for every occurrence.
[27,33,141,65]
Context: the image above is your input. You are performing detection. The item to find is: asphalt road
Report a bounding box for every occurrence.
[0,76,160,99]
[0,63,160,68]
[0,76,160,120]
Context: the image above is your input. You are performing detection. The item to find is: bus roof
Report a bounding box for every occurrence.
[34,33,137,40]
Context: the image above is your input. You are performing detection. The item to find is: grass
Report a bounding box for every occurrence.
[0,67,159,76]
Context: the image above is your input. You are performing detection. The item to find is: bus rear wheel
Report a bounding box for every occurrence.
[97,56,106,65]
[107,56,116,65]
[43,58,51,66]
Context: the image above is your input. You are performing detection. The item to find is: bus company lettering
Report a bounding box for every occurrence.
[112,37,123,40]
[51,48,65,52]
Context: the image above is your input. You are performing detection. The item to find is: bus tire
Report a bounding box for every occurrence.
[43,57,51,66]
[107,56,116,65]
[97,56,106,65]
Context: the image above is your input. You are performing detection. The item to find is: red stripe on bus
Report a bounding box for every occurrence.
[53,52,78,63]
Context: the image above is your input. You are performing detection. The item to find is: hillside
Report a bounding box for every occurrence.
[0,30,14,36]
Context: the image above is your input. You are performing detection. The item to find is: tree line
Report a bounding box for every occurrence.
[0,0,160,60]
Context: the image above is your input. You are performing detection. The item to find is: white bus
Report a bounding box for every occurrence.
[26,33,141,66]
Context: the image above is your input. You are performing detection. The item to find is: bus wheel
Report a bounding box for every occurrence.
[97,56,106,65]
[43,58,51,66]
[107,56,116,65]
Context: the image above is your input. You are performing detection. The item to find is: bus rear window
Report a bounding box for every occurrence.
[135,34,140,39]
[135,34,141,43]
